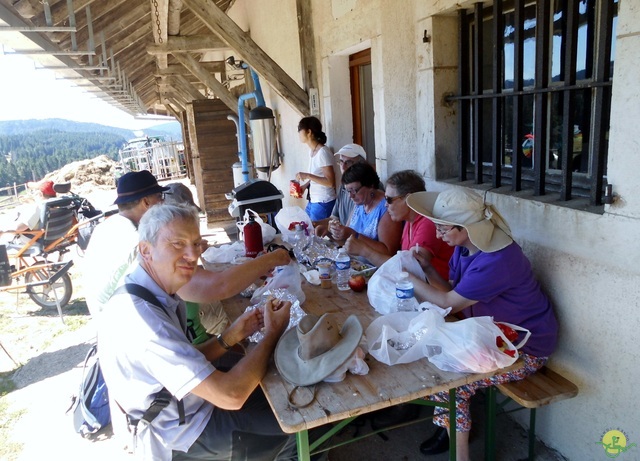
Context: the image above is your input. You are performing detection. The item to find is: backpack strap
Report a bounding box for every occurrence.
[113,283,186,334]
[111,283,186,434]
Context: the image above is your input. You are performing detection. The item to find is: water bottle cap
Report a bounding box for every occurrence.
[400,271,408,278]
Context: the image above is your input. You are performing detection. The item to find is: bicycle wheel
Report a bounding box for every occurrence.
[25,266,73,309]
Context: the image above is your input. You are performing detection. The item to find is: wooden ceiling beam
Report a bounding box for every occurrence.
[108,24,150,58]
[296,0,318,94]
[12,0,42,18]
[173,74,207,100]
[32,0,93,27]
[163,102,182,119]
[163,87,191,106]
[172,52,242,117]
[58,2,149,51]
[139,85,159,102]
[167,0,183,36]
[182,0,309,115]
[116,46,152,70]
[156,61,226,76]
[133,70,156,87]
[147,34,228,54]
[160,75,205,101]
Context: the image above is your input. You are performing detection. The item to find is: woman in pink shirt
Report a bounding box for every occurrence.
[345,170,452,280]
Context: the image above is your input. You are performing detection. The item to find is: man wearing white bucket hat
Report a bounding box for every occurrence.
[405,188,558,460]
[313,143,368,238]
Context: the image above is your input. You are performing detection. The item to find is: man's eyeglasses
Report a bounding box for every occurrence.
[346,185,363,196]
[435,225,458,236]
[384,194,407,205]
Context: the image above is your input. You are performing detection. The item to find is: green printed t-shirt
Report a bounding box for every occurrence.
[186,302,210,345]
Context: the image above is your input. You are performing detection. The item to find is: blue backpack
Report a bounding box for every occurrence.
[70,344,110,437]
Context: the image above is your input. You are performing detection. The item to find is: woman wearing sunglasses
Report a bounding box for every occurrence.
[329,163,402,260]
[344,170,452,280]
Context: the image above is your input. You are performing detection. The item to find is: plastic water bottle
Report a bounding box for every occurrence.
[396,272,419,311]
[335,248,351,291]
[292,224,307,261]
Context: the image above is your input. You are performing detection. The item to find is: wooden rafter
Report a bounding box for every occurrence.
[182,0,309,115]
[171,52,242,117]
[156,62,226,76]
[58,2,149,51]
[147,35,228,54]
[31,0,93,27]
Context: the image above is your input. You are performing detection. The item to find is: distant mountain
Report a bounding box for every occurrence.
[0,118,182,142]
[0,118,184,186]
[0,118,134,139]
[144,122,183,141]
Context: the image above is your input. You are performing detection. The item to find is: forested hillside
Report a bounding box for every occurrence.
[0,130,125,186]
[0,118,182,187]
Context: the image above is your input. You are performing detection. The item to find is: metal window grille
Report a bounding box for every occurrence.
[452,0,617,208]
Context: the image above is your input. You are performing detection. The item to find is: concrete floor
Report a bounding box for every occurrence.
[325,396,566,461]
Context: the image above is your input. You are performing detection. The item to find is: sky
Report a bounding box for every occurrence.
[0,53,175,132]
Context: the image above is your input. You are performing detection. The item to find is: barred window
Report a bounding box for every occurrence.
[453,0,617,209]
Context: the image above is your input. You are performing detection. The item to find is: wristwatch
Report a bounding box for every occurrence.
[216,334,231,350]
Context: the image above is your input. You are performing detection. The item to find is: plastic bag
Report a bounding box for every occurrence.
[366,306,450,366]
[323,346,369,382]
[201,241,246,264]
[251,261,306,305]
[367,250,426,314]
[236,209,276,245]
[422,316,531,373]
[274,206,314,242]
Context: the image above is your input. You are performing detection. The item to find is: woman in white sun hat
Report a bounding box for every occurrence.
[405,187,559,460]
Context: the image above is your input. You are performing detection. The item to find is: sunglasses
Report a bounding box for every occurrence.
[384,194,407,204]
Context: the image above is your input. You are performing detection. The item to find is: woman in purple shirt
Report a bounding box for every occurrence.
[405,188,559,460]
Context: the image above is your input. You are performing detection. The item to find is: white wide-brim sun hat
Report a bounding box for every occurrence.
[275,313,363,387]
[406,188,513,253]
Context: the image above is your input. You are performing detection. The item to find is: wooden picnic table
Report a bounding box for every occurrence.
[218,270,519,461]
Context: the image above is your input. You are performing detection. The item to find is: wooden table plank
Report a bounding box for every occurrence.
[220,271,520,434]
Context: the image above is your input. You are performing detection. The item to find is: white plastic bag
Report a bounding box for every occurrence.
[367,250,426,314]
[422,316,531,373]
[251,261,306,305]
[323,347,369,382]
[274,206,314,243]
[201,241,245,264]
[366,307,450,366]
[236,209,276,245]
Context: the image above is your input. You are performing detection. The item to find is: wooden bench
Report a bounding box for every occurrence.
[485,366,579,460]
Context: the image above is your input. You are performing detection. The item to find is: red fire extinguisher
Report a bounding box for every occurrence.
[243,212,264,258]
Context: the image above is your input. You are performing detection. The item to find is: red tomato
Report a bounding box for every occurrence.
[496,323,519,342]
